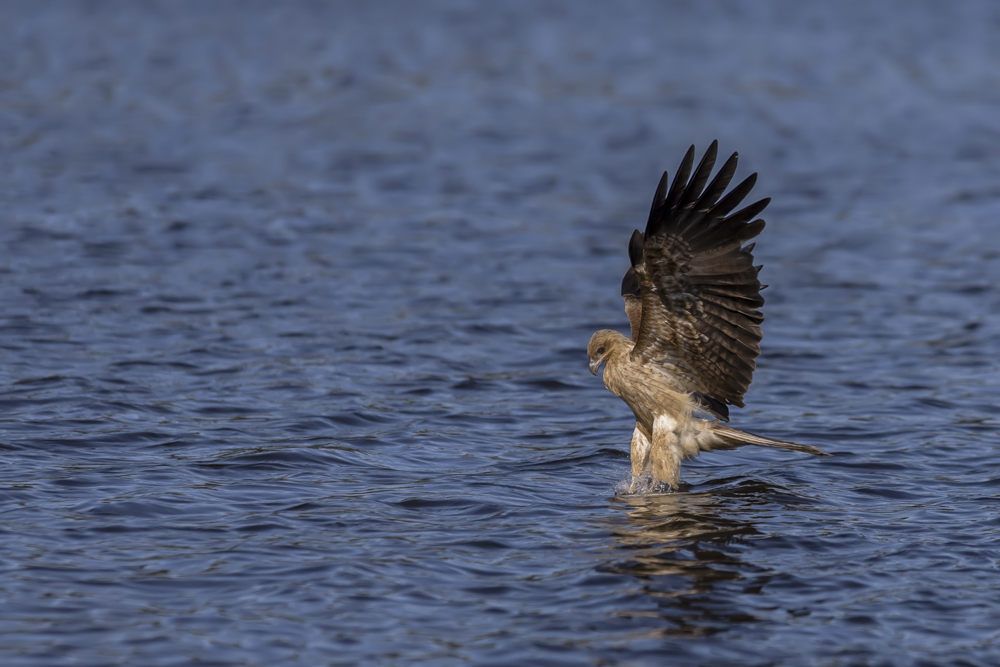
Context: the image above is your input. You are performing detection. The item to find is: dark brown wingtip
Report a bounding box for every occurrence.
[662,145,697,211]
[621,266,641,298]
[691,391,730,422]
[627,229,644,268]
[672,142,720,217]
[695,150,740,214]
[712,172,759,218]
[688,141,719,198]
[736,220,766,245]
[648,171,669,217]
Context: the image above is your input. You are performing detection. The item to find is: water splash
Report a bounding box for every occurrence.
[614,471,674,496]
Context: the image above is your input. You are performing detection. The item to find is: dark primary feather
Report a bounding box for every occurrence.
[630,141,768,409]
[691,391,730,422]
[621,267,641,298]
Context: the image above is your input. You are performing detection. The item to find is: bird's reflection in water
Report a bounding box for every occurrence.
[601,478,785,637]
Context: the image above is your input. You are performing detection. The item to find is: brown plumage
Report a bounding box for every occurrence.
[590,141,827,490]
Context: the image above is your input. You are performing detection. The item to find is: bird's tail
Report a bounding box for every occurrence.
[711,424,828,457]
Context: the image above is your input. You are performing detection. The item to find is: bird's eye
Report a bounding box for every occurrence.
[597,346,605,355]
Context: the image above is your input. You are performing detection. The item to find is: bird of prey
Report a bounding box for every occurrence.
[588,141,826,490]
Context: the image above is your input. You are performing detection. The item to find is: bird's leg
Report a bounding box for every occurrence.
[627,425,653,494]
[629,425,651,476]
[649,415,682,489]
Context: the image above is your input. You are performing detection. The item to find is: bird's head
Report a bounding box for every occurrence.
[587,329,624,375]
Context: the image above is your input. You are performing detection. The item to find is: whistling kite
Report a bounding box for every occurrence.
[588,141,826,489]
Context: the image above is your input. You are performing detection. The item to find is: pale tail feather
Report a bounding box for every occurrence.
[711,423,828,457]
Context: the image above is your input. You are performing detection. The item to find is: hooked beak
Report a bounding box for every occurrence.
[589,359,601,376]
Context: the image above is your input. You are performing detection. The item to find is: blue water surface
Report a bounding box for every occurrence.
[2,2,1000,665]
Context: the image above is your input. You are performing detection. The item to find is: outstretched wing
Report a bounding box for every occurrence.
[628,140,768,409]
